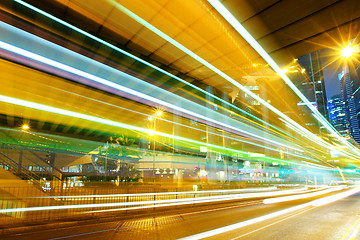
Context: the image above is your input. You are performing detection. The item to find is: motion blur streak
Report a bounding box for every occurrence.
[311,187,360,207]
[0,94,327,170]
[0,94,249,158]
[12,0,283,137]
[180,187,360,240]
[263,186,342,204]
[207,0,360,156]
[0,187,312,213]
[88,200,262,214]
[33,187,277,199]
[0,39,302,152]
[110,0,335,152]
[12,0,352,160]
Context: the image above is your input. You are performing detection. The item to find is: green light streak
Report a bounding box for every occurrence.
[12,0,296,142]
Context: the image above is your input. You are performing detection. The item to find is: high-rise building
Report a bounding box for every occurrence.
[294,50,328,135]
[338,65,360,145]
[297,50,328,120]
[327,94,348,137]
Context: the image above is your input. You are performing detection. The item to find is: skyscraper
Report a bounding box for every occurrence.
[338,65,360,145]
[295,50,329,135]
[327,94,348,137]
[297,51,328,120]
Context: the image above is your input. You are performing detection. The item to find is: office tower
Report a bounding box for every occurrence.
[297,51,328,120]
[327,94,348,137]
[338,65,360,144]
[294,51,328,135]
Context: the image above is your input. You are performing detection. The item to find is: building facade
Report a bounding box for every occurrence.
[338,65,360,145]
[327,94,348,137]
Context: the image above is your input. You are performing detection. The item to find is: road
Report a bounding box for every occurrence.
[2,188,360,239]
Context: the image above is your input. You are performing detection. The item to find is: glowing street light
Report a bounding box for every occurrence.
[21,124,30,130]
[147,129,155,136]
[148,109,163,182]
[341,45,354,58]
[155,110,162,117]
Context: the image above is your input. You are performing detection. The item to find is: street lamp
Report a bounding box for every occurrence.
[341,45,354,58]
[148,109,163,183]
[21,124,30,131]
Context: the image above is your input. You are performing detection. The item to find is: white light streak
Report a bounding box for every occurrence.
[12,0,288,138]
[0,188,309,213]
[207,0,360,156]
[263,186,342,204]
[33,187,277,199]
[0,40,302,152]
[180,187,360,240]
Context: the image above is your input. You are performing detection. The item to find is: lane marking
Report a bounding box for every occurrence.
[179,187,360,240]
[341,216,360,240]
[230,207,315,239]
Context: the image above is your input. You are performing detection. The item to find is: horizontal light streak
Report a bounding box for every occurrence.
[311,187,360,206]
[33,187,277,199]
[180,187,360,240]
[8,1,353,164]
[12,0,333,158]
[27,84,302,158]
[263,186,342,204]
[0,92,328,170]
[110,0,335,152]
[13,0,288,139]
[0,40,303,152]
[54,86,312,161]
[0,94,254,158]
[87,198,263,215]
[260,155,332,171]
[0,188,309,213]
[0,93,320,168]
[301,161,333,170]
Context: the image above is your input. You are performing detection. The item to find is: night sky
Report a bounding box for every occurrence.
[319,48,342,100]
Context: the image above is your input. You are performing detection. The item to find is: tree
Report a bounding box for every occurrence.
[94,135,141,179]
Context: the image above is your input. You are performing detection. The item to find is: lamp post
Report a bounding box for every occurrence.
[148,110,162,183]
[19,124,29,175]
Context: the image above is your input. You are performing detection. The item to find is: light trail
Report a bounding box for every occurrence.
[32,187,277,199]
[37,83,316,161]
[229,207,315,240]
[263,186,342,204]
[12,0,290,140]
[179,187,360,240]
[0,94,331,169]
[0,188,312,213]
[108,0,336,152]
[8,1,356,161]
[0,94,260,158]
[207,0,360,157]
[12,0,339,159]
[0,39,304,152]
[311,187,360,207]
[109,0,360,161]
